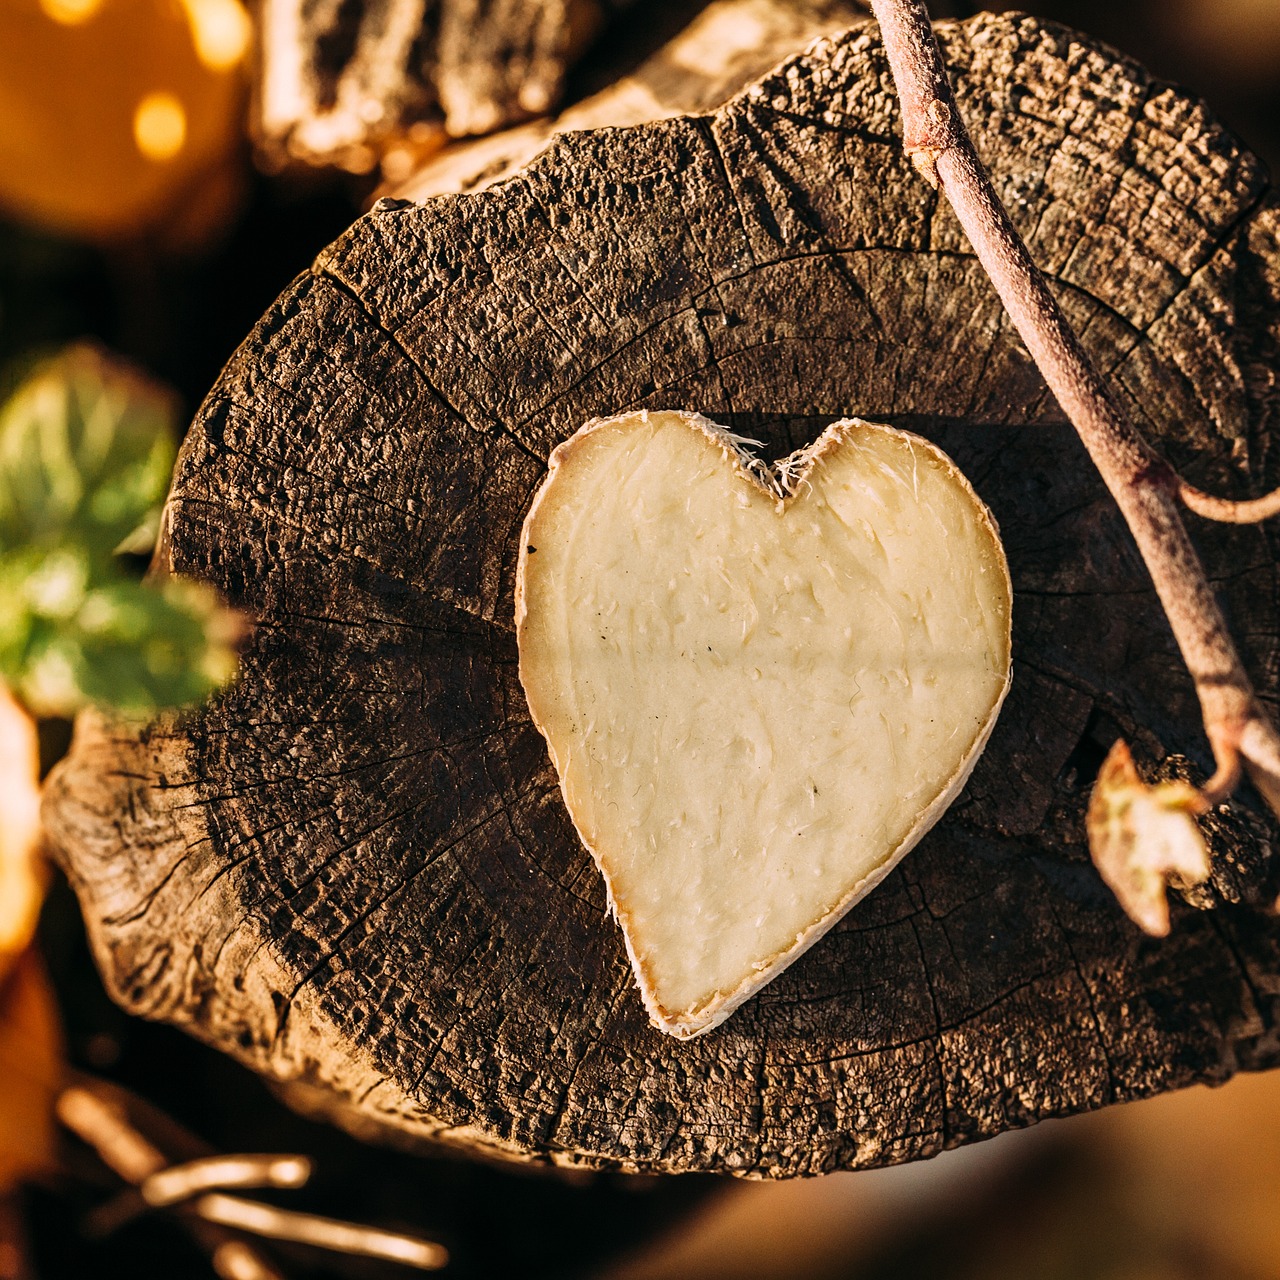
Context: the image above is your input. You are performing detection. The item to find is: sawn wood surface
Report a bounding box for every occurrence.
[45,12,1280,1175]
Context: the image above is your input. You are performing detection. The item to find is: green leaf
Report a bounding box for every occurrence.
[65,578,243,716]
[0,344,176,559]
[0,346,243,717]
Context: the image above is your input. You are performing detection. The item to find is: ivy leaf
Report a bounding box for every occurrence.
[0,345,244,717]
[0,344,176,558]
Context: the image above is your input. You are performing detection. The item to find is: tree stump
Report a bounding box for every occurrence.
[252,0,611,172]
[380,0,870,200]
[45,12,1280,1176]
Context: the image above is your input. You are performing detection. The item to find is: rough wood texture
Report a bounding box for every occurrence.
[45,12,1280,1176]
[253,0,612,172]
[382,0,868,200]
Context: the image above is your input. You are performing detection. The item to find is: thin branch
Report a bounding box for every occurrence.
[1180,481,1280,525]
[867,0,1280,876]
[195,1196,448,1271]
[57,1077,448,1276]
[57,1085,169,1183]
[142,1155,313,1207]
[212,1241,283,1280]
[56,1084,284,1280]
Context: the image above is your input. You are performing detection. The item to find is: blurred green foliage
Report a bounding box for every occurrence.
[0,345,240,716]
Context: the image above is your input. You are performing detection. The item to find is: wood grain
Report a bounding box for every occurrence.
[252,0,608,171]
[45,12,1280,1176]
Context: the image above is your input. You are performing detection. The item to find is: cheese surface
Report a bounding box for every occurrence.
[516,411,1012,1037]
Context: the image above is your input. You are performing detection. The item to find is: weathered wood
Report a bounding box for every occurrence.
[252,0,613,172]
[45,12,1280,1176]
[381,0,869,199]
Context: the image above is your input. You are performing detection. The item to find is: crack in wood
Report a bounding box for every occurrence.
[42,11,1280,1177]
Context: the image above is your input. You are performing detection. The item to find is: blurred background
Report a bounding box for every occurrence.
[2,0,1279,1277]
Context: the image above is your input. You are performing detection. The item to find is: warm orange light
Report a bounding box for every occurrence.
[0,0,246,240]
[0,686,42,968]
[133,91,187,161]
[179,0,250,71]
[38,0,101,25]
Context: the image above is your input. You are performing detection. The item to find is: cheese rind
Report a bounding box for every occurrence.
[516,411,1013,1038]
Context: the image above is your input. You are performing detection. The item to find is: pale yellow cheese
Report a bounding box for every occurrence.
[516,411,1012,1038]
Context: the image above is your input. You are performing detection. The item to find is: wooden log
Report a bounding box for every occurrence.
[252,0,612,173]
[45,11,1280,1176]
[378,0,870,199]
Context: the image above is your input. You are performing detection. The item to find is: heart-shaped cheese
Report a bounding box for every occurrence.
[516,411,1012,1038]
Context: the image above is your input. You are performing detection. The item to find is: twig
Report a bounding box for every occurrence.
[1179,481,1280,526]
[212,1241,283,1280]
[142,1155,312,1207]
[56,1085,284,1280]
[57,1078,448,1276]
[867,1,1280,860]
[57,1085,168,1183]
[195,1196,448,1271]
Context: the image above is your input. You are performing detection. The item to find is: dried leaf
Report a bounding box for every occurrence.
[1087,740,1211,936]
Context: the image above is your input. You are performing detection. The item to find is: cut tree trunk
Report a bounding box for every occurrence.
[378,0,870,199]
[45,11,1280,1176]
[252,0,613,173]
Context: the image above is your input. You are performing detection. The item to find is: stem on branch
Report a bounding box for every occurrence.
[141,1154,313,1207]
[1180,481,1280,525]
[57,1078,448,1275]
[867,0,1280,924]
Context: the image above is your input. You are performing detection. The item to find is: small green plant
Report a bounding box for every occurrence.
[0,344,241,718]
[0,347,243,1216]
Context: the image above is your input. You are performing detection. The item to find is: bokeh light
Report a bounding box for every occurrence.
[132,91,187,163]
